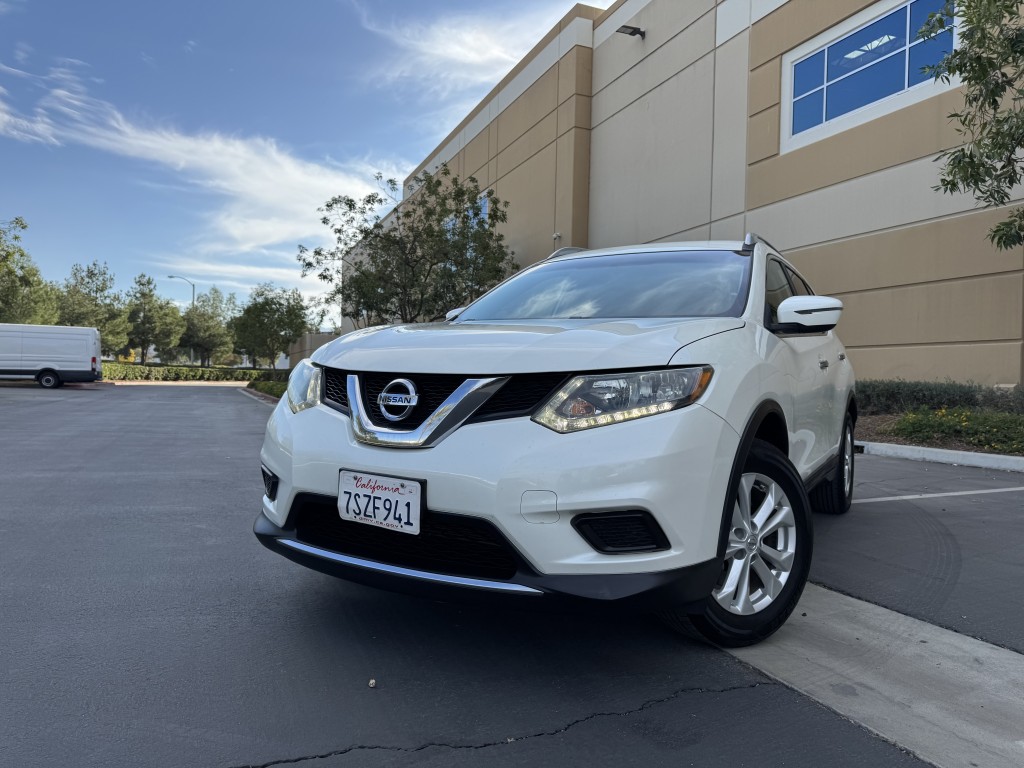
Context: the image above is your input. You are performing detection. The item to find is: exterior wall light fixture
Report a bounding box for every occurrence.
[616,25,646,39]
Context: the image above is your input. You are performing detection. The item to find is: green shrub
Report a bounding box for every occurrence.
[103,362,289,383]
[858,379,1024,415]
[891,407,1024,455]
[248,380,287,399]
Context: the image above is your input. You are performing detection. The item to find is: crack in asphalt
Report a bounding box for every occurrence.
[230,681,772,768]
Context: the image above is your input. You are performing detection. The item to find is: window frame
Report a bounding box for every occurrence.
[780,0,959,155]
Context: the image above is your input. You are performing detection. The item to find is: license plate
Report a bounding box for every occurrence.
[338,470,422,535]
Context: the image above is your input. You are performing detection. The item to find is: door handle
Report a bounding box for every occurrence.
[819,359,830,370]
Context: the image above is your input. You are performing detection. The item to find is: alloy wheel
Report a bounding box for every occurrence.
[713,472,797,616]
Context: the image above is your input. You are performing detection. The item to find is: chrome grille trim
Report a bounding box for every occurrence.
[347,374,508,448]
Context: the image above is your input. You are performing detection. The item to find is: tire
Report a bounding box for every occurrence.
[663,439,813,647]
[812,414,855,515]
[37,370,61,389]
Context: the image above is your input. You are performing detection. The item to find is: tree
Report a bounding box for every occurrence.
[924,1,1024,248]
[0,217,59,325]
[298,165,517,325]
[126,274,185,364]
[58,260,130,355]
[179,287,239,367]
[231,284,308,368]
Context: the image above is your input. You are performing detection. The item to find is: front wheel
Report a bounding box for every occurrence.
[663,439,812,647]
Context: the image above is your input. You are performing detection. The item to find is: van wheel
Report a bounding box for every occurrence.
[662,440,812,647]
[38,370,61,389]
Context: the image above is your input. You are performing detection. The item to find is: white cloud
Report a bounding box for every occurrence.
[0,60,411,297]
[355,1,614,99]
[14,42,31,64]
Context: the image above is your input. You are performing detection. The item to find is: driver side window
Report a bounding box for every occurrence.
[765,260,795,325]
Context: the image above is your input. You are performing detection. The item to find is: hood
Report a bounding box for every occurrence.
[312,318,744,374]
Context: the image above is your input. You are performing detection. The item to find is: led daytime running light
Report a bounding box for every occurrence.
[533,366,713,433]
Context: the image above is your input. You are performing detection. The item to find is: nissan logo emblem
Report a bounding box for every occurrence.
[377,379,419,422]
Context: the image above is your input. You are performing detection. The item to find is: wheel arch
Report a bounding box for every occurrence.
[715,400,790,560]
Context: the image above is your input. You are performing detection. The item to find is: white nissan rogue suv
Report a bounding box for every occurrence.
[256,234,856,646]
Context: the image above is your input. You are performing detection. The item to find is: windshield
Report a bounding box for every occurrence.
[457,250,751,321]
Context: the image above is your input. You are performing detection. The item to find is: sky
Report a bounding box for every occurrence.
[0,0,611,312]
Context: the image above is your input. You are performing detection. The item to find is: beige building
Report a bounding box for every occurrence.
[397,0,1024,386]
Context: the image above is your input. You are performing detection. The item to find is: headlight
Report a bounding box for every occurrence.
[532,366,713,433]
[286,359,322,414]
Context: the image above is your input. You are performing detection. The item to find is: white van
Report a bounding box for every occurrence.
[0,324,103,388]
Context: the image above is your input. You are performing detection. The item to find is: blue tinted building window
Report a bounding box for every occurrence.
[826,8,906,81]
[793,89,824,134]
[794,50,825,98]
[911,0,952,40]
[908,28,953,85]
[826,52,905,120]
[790,0,955,136]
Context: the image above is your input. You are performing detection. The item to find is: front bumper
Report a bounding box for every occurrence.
[260,398,740,579]
[254,510,721,610]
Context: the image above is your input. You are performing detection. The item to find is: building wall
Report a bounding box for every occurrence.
[404,0,1024,385]
[742,0,1024,384]
[403,5,600,265]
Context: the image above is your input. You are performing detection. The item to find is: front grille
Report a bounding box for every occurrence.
[321,367,349,412]
[572,511,670,554]
[323,369,570,427]
[360,372,466,429]
[467,373,569,422]
[289,495,519,580]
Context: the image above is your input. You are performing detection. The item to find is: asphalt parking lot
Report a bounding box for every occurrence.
[1,383,1021,767]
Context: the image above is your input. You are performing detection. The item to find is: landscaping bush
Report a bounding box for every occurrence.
[103,362,289,383]
[248,380,287,399]
[891,407,1024,455]
[857,379,1024,415]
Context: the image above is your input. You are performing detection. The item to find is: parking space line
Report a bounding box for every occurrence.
[731,584,1024,768]
[852,487,1024,505]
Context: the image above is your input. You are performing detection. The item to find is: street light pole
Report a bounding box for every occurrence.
[167,275,196,366]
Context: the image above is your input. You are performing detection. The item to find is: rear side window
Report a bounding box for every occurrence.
[458,250,752,320]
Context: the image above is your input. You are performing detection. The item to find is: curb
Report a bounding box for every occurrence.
[857,441,1024,473]
[238,388,279,406]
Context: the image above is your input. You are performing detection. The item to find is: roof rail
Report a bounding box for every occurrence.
[545,246,587,260]
[741,232,782,255]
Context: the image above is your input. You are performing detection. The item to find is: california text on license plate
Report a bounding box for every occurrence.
[338,470,422,535]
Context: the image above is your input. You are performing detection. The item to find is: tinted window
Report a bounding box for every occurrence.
[457,251,752,321]
[784,265,813,296]
[826,51,905,120]
[790,0,955,136]
[826,8,905,81]
[793,89,824,134]
[765,260,795,325]
[908,28,952,86]
[793,50,825,97]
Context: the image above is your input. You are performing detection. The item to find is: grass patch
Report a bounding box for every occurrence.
[248,380,287,399]
[889,407,1024,455]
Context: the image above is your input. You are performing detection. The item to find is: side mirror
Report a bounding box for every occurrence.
[775,295,843,333]
[445,307,465,322]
